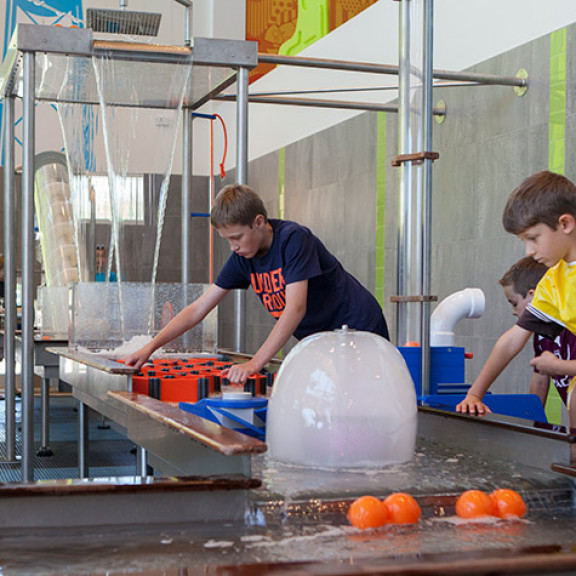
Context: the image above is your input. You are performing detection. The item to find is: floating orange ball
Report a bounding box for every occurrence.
[490,489,527,518]
[347,496,389,529]
[404,341,421,347]
[383,492,421,524]
[455,490,496,519]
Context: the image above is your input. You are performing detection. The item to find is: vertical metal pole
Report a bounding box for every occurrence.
[420,0,434,397]
[78,400,89,478]
[3,96,17,462]
[396,0,412,347]
[137,446,148,477]
[21,51,35,482]
[37,377,52,456]
[182,109,192,285]
[185,4,193,47]
[233,66,250,353]
[89,184,96,279]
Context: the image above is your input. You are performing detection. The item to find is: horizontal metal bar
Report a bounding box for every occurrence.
[258,52,399,75]
[217,93,398,112]
[216,93,446,115]
[258,52,527,89]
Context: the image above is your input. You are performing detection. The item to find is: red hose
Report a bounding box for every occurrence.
[213,113,228,178]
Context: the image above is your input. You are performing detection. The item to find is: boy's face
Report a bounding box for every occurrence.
[518,220,575,267]
[502,285,533,318]
[216,215,270,259]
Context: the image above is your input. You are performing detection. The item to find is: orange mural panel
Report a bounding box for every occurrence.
[247,0,378,83]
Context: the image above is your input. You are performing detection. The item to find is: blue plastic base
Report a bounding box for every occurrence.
[179,398,268,440]
[422,393,548,422]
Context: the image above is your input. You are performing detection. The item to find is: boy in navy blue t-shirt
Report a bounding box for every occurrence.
[125,184,389,384]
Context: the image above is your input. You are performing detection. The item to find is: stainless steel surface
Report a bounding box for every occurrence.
[56,352,256,478]
[21,51,35,482]
[59,356,132,425]
[3,96,16,462]
[0,482,252,530]
[418,406,576,469]
[131,410,253,477]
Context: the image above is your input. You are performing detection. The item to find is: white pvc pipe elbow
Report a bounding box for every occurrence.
[430,288,485,347]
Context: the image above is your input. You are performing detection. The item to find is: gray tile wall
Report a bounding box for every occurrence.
[217,21,571,400]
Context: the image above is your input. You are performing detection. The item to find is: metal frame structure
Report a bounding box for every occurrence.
[0,3,528,480]
[0,23,257,481]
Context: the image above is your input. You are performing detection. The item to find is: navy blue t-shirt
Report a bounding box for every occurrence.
[215,219,388,340]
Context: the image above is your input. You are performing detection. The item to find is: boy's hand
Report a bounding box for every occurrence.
[123,348,152,371]
[455,393,492,415]
[222,360,260,385]
[530,350,560,376]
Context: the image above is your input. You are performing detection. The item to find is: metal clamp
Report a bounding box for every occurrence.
[391,151,440,167]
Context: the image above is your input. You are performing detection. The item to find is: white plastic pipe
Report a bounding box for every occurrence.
[430,288,485,347]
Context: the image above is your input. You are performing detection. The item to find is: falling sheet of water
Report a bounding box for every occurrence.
[54,49,192,342]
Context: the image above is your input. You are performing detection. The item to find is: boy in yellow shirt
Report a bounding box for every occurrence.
[457,171,576,421]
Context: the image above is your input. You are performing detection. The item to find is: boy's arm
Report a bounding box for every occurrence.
[124,284,229,369]
[529,371,550,407]
[456,324,532,415]
[224,280,308,384]
[530,352,576,377]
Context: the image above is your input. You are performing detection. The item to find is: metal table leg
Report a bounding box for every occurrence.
[78,400,89,478]
[36,377,53,457]
[137,446,149,478]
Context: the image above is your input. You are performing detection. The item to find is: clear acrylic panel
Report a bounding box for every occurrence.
[69,282,217,352]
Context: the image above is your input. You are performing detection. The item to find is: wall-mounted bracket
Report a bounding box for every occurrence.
[391,151,440,167]
[514,69,529,97]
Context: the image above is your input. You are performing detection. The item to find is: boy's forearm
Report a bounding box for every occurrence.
[251,282,307,371]
[468,325,531,399]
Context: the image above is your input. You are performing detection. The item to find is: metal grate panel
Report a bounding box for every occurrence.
[86,8,161,36]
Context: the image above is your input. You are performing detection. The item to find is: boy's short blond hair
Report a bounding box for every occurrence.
[498,256,547,298]
[503,170,576,234]
[210,184,268,228]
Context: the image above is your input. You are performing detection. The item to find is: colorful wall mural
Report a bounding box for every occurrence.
[246,0,379,82]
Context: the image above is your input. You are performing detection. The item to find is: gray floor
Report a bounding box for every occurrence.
[0,394,137,481]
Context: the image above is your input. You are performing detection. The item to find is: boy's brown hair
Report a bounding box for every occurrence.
[503,170,576,234]
[498,256,547,298]
[210,184,268,228]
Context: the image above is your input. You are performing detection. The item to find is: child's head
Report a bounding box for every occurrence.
[498,256,547,317]
[502,170,576,234]
[211,184,268,229]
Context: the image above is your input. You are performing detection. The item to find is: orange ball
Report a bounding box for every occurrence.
[347,496,390,529]
[383,492,421,524]
[455,490,496,519]
[404,341,421,347]
[490,489,527,518]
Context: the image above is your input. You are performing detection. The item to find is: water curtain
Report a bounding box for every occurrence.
[55,48,192,342]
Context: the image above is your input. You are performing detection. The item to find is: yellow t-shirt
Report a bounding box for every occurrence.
[530,259,576,334]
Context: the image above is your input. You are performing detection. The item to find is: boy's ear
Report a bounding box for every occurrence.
[558,213,576,234]
[253,214,266,228]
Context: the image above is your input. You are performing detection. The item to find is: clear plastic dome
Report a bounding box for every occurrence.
[266,327,417,468]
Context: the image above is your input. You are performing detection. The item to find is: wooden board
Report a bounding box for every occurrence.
[109,390,268,456]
